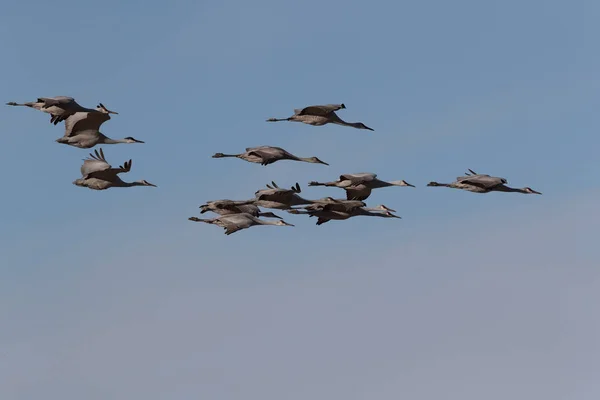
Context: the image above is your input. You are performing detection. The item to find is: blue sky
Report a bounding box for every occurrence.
[0,1,598,399]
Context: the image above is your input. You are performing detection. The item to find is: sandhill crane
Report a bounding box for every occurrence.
[251,181,314,210]
[188,213,294,235]
[212,146,328,166]
[199,199,282,219]
[288,206,400,225]
[6,96,102,125]
[73,148,156,191]
[427,169,542,194]
[309,173,415,200]
[266,103,374,131]
[55,104,143,149]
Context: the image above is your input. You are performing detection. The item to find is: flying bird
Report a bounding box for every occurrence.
[199,199,282,219]
[55,104,142,149]
[266,103,374,131]
[73,148,156,191]
[288,206,401,225]
[427,169,542,194]
[188,213,294,235]
[309,173,415,200]
[212,146,328,166]
[6,96,99,125]
[251,181,314,210]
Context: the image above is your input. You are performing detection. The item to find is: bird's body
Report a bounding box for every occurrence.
[188,213,294,235]
[212,146,328,166]
[6,96,94,125]
[199,199,282,219]
[427,169,542,194]
[251,182,314,210]
[73,148,156,191]
[309,173,415,200]
[54,104,143,149]
[267,103,374,131]
[288,206,400,225]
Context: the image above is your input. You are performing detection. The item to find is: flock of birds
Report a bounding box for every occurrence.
[7,98,541,235]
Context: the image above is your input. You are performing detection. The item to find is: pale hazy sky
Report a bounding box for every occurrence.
[0,1,598,399]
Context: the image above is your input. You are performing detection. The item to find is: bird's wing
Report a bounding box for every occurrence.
[295,104,345,116]
[345,186,371,200]
[255,188,295,202]
[246,148,287,163]
[340,173,376,183]
[80,148,111,178]
[458,175,506,189]
[245,145,271,152]
[38,96,75,107]
[63,111,110,137]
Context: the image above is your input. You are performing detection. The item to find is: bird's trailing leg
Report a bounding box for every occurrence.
[188,217,212,223]
[426,182,450,187]
[308,181,336,187]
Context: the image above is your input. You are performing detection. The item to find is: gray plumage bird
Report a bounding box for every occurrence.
[7,96,98,125]
[292,197,396,214]
[427,169,542,194]
[250,181,314,210]
[288,206,401,225]
[212,146,328,166]
[55,104,143,149]
[188,213,294,235]
[73,148,156,191]
[199,199,283,219]
[309,173,415,200]
[266,103,374,131]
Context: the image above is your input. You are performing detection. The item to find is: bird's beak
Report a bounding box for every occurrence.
[284,222,295,227]
[134,139,144,143]
[405,182,416,187]
[319,160,329,166]
[365,126,374,131]
[147,182,157,187]
[108,110,119,114]
[388,213,402,219]
[381,205,396,212]
[532,189,542,195]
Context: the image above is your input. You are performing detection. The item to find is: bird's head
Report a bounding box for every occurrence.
[391,180,415,187]
[212,153,226,158]
[427,182,440,187]
[308,157,329,166]
[357,123,374,131]
[96,103,118,114]
[136,179,157,187]
[276,219,295,227]
[522,187,542,195]
[340,103,346,109]
[374,204,396,212]
[383,211,402,218]
[124,136,144,144]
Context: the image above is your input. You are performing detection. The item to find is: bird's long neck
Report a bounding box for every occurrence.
[370,180,393,188]
[255,218,281,226]
[354,208,383,216]
[103,136,127,144]
[113,181,145,187]
[493,185,527,193]
[219,153,242,158]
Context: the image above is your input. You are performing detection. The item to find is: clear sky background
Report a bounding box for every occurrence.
[0,1,598,399]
